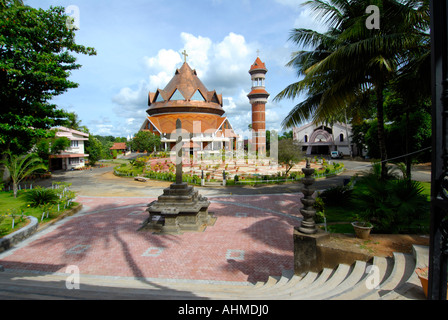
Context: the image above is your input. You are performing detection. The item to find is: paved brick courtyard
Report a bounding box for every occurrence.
[0,193,303,283]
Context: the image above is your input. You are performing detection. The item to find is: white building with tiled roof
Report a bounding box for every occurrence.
[293,122,355,157]
[49,127,89,170]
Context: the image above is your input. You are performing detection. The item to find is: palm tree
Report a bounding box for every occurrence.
[391,26,431,180]
[1,151,47,197]
[275,0,430,179]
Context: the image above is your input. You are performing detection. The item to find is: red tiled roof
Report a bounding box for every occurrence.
[248,88,270,96]
[147,62,224,116]
[110,142,127,150]
[250,57,267,71]
[182,141,201,149]
[147,114,237,138]
[148,114,223,134]
[50,153,89,159]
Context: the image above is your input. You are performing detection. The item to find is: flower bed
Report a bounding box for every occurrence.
[113,157,345,185]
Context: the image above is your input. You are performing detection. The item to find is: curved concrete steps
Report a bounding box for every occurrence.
[0,245,429,300]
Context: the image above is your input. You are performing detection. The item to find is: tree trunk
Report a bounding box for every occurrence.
[344,109,353,159]
[13,181,18,198]
[405,109,412,181]
[376,85,388,180]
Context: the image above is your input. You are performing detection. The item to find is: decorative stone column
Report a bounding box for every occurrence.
[293,159,329,275]
[140,119,216,234]
[299,159,318,234]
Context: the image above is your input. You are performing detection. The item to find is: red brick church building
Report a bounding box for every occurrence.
[140,59,240,155]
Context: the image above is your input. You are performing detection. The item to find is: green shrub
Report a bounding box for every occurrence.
[351,175,429,233]
[320,186,353,206]
[313,196,326,224]
[368,162,399,180]
[24,187,59,207]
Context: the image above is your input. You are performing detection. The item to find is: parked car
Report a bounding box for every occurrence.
[330,151,344,159]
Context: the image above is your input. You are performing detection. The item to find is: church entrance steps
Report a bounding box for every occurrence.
[0,245,429,300]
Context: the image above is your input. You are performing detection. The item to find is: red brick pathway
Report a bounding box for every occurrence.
[0,194,303,283]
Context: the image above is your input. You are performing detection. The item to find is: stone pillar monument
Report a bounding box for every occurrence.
[139,119,216,234]
[299,159,318,234]
[293,158,329,275]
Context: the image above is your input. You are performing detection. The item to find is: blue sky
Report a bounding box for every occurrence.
[26,0,328,138]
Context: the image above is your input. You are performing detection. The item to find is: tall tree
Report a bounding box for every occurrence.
[61,111,89,133]
[278,138,304,176]
[85,135,104,166]
[0,4,96,153]
[0,0,24,8]
[35,134,70,167]
[130,131,161,154]
[275,0,430,179]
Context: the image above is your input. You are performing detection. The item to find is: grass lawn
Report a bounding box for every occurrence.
[420,181,431,200]
[0,190,78,238]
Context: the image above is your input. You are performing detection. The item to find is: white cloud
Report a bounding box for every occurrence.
[223,90,251,115]
[143,49,183,89]
[112,32,260,134]
[178,32,254,97]
[111,49,183,136]
[266,108,281,126]
[274,0,306,9]
[205,32,253,94]
[112,82,147,107]
[294,8,330,34]
[148,71,172,90]
[126,118,136,125]
[143,49,182,73]
[180,32,212,78]
[227,112,253,139]
[94,124,115,136]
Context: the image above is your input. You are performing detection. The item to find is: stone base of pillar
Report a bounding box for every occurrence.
[293,227,330,275]
[139,182,216,234]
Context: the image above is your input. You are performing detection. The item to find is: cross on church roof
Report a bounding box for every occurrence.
[182,50,188,63]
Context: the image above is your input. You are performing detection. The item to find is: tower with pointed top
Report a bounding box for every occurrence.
[248,56,270,155]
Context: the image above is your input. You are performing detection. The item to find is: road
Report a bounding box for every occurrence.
[331,159,431,183]
[34,159,430,198]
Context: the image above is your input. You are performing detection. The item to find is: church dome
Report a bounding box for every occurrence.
[147,62,225,117]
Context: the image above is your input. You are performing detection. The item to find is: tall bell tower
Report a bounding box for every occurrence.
[248,55,270,155]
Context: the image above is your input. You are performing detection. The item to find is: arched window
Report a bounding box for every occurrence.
[304,135,308,143]
[340,133,344,142]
